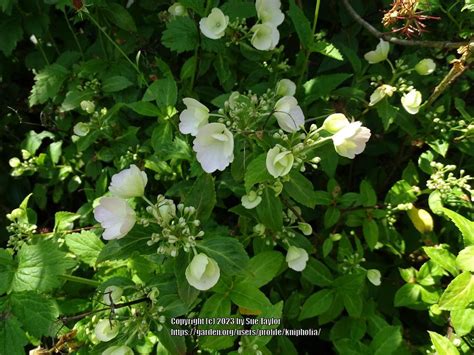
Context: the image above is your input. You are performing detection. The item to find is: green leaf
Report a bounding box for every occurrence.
[156,323,186,355]
[0,316,28,355]
[196,237,249,275]
[334,339,370,355]
[238,251,284,288]
[48,141,62,164]
[103,3,137,32]
[284,171,317,208]
[428,331,460,355]
[179,0,205,15]
[21,130,55,155]
[394,283,426,309]
[0,250,14,295]
[127,102,161,117]
[310,40,343,61]
[54,211,80,232]
[343,293,363,317]
[199,293,234,350]
[451,308,474,336]
[363,219,379,250]
[29,64,69,106]
[360,180,377,206]
[324,206,340,228]
[230,281,272,312]
[10,292,59,338]
[143,78,178,108]
[184,174,216,221]
[244,154,272,191]
[369,326,402,355]
[385,180,416,206]
[376,100,399,131]
[299,289,335,320]
[423,246,458,277]
[161,17,198,53]
[102,75,133,92]
[439,271,474,310]
[303,73,352,105]
[65,231,104,267]
[288,0,312,47]
[302,257,334,287]
[0,17,23,56]
[11,240,75,293]
[256,188,283,231]
[330,317,367,341]
[61,89,94,111]
[456,246,474,271]
[333,271,365,294]
[441,207,474,246]
[221,0,256,20]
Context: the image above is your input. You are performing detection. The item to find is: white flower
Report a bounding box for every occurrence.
[332,122,371,159]
[401,89,422,115]
[274,96,305,132]
[193,123,234,173]
[369,84,396,106]
[95,319,119,342]
[80,100,95,114]
[93,197,136,240]
[199,8,229,40]
[276,79,296,97]
[251,23,280,51]
[185,253,220,290]
[179,98,209,136]
[415,59,436,75]
[168,2,186,16]
[364,39,390,64]
[322,113,350,134]
[256,0,284,27]
[103,286,123,305]
[241,191,262,209]
[102,346,134,355]
[73,122,90,137]
[367,269,382,286]
[266,146,294,178]
[109,164,148,198]
[286,246,309,272]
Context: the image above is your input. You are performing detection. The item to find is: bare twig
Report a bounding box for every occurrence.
[341,0,468,49]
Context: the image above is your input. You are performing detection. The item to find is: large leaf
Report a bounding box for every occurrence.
[299,289,335,320]
[302,257,334,287]
[174,252,200,306]
[244,153,272,191]
[183,174,216,221]
[65,231,104,267]
[256,187,283,231]
[428,331,460,355]
[103,3,137,32]
[161,17,198,53]
[284,171,317,208]
[0,316,28,355]
[238,251,284,288]
[143,77,177,108]
[456,246,474,271]
[230,281,272,312]
[441,207,474,246]
[29,64,69,106]
[196,237,249,275]
[288,0,312,47]
[423,246,458,277]
[369,325,402,355]
[438,271,474,310]
[0,250,14,295]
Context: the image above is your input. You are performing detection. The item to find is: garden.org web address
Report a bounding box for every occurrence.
[171,328,322,337]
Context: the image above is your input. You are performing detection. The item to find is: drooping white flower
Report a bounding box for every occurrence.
[415,58,436,75]
[367,269,382,286]
[274,96,305,132]
[102,346,134,355]
[276,79,296,97]
[179,98,209,136]
[193,123,234,173]
[109,164,148,199]
[241,191,262,209]
[199,8,229,40]
[93,197,136,240]
[401,89,422,115]
[332,122,371,159]
[103,286,123,305]
[185,253,220,290]
[266,146,294,178]
[364,39,390,64]
[251,23,280,51]
[286,246,309,272]
[256,0,284,27]
[95,319,119,342]
[322,113,350,134]
[369,84,396,106]
[168,2,186,17]
[73,122,90,137]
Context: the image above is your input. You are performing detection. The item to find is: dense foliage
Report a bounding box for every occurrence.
[1,0,473,354]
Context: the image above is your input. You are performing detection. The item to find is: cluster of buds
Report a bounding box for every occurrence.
[426,162,473,203]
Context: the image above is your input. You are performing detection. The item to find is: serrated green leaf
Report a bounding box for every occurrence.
[103,3,137,32]
[360,180,377,206]
[311,40,343,60]
[29,64,69,106]
[61,89,94,111]
[54,211,80,232]
[0,316,28,355]
[363,219,379,250]
[143,78,177,108]
[451,308,474,336]
[0,250,14,295]
[303,73,352,105]
[343,292,363,317]
[65,231,104,267]
[161,17,198,53]
[0,17,23,56]
[441,207,474,246]
[174,252,200,305]
[385,180,416,206]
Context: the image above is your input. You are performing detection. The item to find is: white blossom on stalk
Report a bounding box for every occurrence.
[364,39,390,64]
[102,345,134,355]
[103,286,123,305]
[266,145,294,178]
[185,253,220,290]
[415,58,436,75]
[179,98,209,136]
[95,319,119,342]
[367,269,382,286]
[199,8,229,39]
[286,246,309,271]
[332,122,371,159]
[401,89,422,115]
[369,84,396,106]
[193,123,234,173]
[93,197,136,240]
[256,0,284,27]
[251,23,280,51]
[109,164,148,199]
[276,79,296,97]
[322,113,350,134]
[274,96,305,132]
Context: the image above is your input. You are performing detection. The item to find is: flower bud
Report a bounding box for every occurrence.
[80,100,95,114]
[266,146,294,178]
[168,2,186,17]
[407,207,434,233]
[73,122,90,137]
[9,157,21,168]
[253,223,266,235]
[241,191,262,209]
[94,319,119,342]
[286,246,309,272]
[366,269,382,286]
[276,79,296,97]
[297,222,312,236]
[415,59,436,75]
[185,253,220,290]
[401,89,422,115]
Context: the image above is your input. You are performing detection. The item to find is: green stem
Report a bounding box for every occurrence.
[386,58,396,75]
[60,274,100,287]
[37,42,50,65]
[64,10,84,59]
[142,196,155,208]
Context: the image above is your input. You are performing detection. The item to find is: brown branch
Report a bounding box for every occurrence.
[341,0,468,49]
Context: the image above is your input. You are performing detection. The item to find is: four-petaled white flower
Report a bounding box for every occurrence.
[286,246,309,272]
[179,98,210,136]
[322,113,350,134]
[274,96,305,132]
[332,122,371,159]
[415,58,436,75]
[364,39,390,64]
[102,345,134,355]
[369,84,396,106]
[199,8,229,39]
[185,253,220,290]
[241,190,262,209]
[193,123,234,173]
[251,23,280,51]
[276,79,296,97]
[256,0,284,27]
[93,197,136,240]
[95,319,119,342]
[401,89,422,115]
[367,269,382,286]
[109,164,148,199]
[266,145,294,178]
[103,286,123,305]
